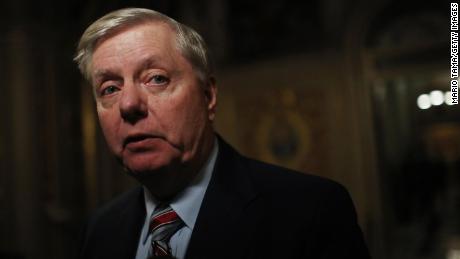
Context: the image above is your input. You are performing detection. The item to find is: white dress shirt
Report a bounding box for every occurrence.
[135,139,218,259]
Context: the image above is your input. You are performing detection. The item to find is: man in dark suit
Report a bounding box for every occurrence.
[74,7,370,259]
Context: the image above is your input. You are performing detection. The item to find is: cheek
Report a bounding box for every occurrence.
[155,93,206,138]
[97,109,121,148]
[175,96,208,135]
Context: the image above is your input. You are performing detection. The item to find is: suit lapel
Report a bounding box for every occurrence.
[185,137,258,259]
[105,187,146,259]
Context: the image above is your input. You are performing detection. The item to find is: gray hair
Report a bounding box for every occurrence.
[74,8,212,84]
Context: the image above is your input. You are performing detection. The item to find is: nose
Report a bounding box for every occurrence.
[119,83,148,124]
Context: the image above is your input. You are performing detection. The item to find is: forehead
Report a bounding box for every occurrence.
[90,21,180,72]
[95,21,177,54]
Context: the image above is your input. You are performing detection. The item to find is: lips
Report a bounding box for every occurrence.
[123,134,157,150]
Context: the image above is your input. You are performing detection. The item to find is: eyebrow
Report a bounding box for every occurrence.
[93,70,121,86]
[92,55,168,85]
[134,56,164,77]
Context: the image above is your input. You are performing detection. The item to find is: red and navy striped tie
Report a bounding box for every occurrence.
[148,205,184,258]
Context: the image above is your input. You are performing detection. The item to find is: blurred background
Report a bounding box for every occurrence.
[0,0,458,258]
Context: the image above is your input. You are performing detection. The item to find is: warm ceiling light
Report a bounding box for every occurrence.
[417,94,431,109]
[445,91,454,105]
[429,90,444,106]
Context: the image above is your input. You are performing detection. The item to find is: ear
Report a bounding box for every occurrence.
[204,76,217,121]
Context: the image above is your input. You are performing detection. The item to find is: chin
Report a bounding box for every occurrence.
[122,152,177,175]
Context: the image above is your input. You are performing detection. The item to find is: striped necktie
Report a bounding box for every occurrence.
[148,205,184,258]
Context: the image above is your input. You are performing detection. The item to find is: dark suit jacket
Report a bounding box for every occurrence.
[79,137,371,259]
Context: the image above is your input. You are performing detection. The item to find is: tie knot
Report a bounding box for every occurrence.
[148,205,184,258]
[149,205,183,241]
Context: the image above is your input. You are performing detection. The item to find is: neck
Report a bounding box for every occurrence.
[137,133,215,201]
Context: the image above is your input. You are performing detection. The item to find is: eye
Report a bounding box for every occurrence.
[100,85,119,96]
[148,75,169,85]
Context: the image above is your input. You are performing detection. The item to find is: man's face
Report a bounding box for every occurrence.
[90,22,216,175]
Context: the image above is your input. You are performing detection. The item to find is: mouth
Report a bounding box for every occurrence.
[123,133,157,148]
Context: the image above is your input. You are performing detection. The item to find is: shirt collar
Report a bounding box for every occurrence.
[143,137,218,230]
